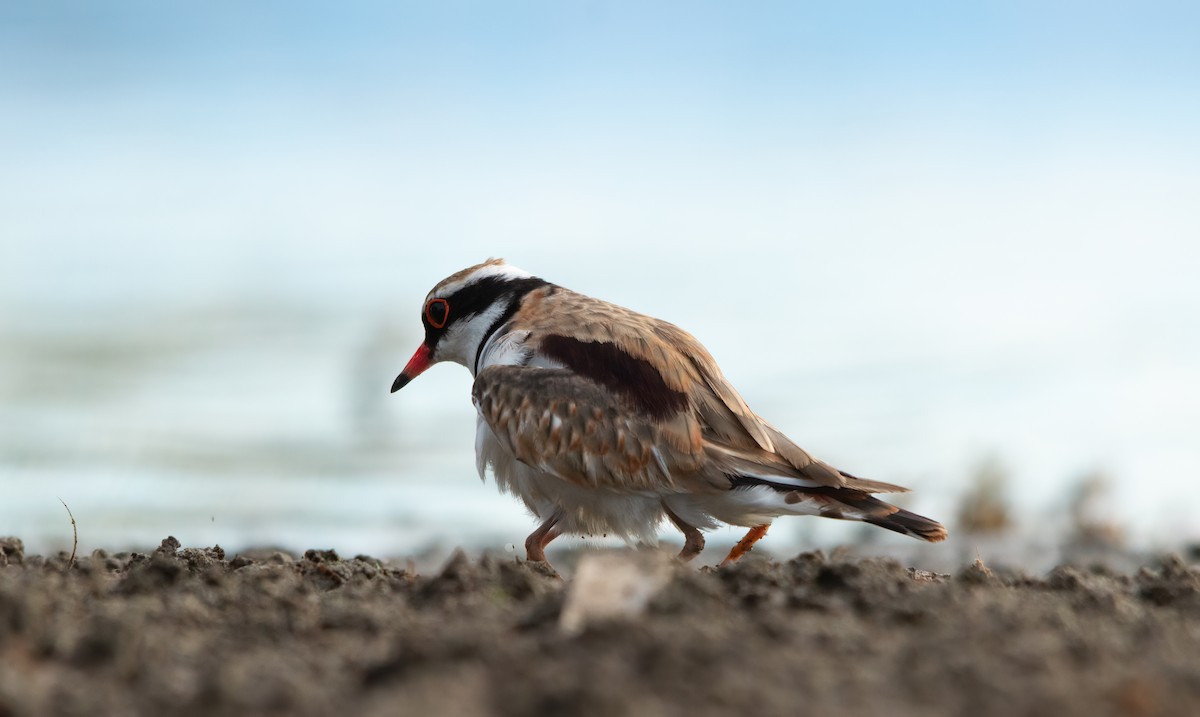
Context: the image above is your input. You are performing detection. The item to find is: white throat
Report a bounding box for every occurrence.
[435,300,509,373]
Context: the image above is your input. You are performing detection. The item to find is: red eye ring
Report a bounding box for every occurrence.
[425,298,450,328]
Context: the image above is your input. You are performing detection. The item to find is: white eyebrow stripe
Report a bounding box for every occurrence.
[433,263,533,299]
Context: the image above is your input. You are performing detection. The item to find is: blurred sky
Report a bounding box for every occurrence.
[1,2,1198,554]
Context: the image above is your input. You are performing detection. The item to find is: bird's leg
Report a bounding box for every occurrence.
[663,505,705,562]
[524,514,561,563]
[721,524,770,565]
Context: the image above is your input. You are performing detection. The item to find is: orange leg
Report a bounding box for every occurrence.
[524,514,561,563]
[720,524,769,565]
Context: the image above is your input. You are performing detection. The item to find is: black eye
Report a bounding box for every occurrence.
[425,298,449,328]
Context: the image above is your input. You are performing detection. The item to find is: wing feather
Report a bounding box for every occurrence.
[508,288,904,496]
[522,286,781,454]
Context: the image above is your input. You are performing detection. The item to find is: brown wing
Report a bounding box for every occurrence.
[513,287,867,492]
[472,365,706,494]
[517,287,781,453]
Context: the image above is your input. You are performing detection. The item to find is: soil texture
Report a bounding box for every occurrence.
[2,536,1199,716]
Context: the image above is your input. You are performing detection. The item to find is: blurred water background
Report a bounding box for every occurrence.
[2,2,1198,568]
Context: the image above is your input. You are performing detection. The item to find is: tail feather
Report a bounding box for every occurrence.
[865,507,948,542]
[828,494,948,543]
[729,473,948,543]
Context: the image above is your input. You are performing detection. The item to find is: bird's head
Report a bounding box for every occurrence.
[391,259,547,392]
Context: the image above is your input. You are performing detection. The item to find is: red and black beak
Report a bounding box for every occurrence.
[391,343,434,393]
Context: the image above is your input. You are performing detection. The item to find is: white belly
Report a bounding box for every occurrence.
[475,415,663,543]
[663,486,829,529]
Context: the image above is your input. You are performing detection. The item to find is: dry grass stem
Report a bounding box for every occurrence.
[58,498,78,570]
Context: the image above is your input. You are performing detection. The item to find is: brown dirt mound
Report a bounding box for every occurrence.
[2,536,1199,716]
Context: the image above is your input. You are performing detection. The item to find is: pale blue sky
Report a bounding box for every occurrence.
[2,2,1197,301]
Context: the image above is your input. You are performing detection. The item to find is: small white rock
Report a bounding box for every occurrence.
[559,552,673,635]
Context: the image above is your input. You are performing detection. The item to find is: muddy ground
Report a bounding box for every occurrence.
[2,536,1199,717]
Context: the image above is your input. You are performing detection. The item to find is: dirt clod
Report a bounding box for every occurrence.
[0,537,23,567]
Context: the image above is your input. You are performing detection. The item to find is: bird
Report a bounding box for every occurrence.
[391,259,946,567]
